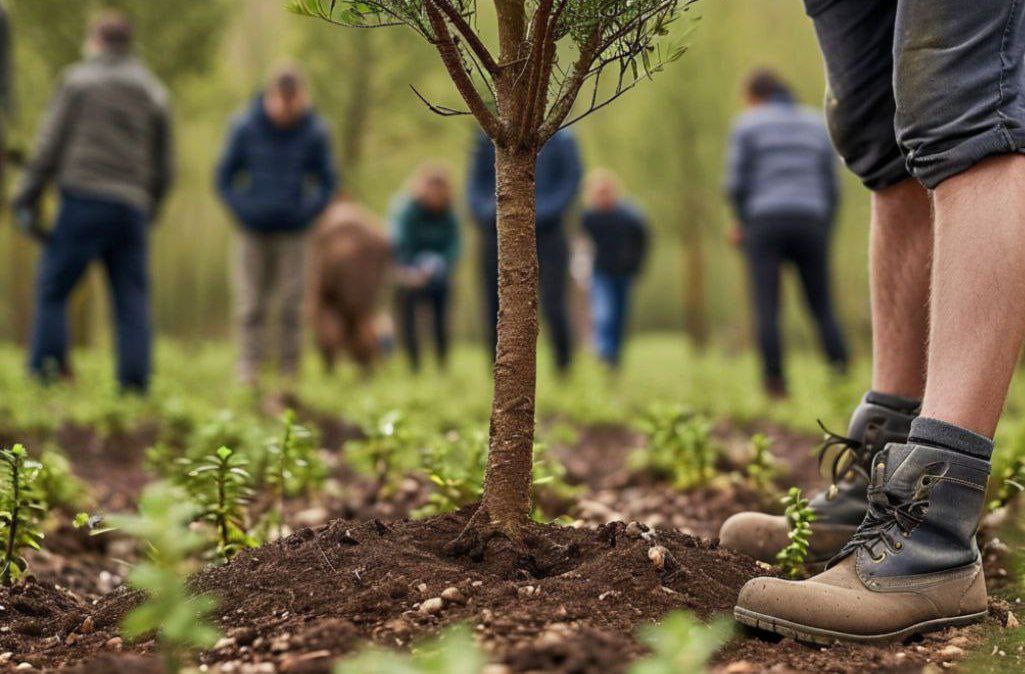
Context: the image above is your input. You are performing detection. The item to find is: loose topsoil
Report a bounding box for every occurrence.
[1,415,1020,674]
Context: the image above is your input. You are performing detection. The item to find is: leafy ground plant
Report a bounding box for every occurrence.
[186,445,256,562]
[988,455,1025,512]
[745,433,778,497]
[0,444,46,585]
[627,611,732,674]
[414,427,488,518]
[348,410,419,497]
[777,486,815,579]
[108,482,220,674]
[632,404,718,489]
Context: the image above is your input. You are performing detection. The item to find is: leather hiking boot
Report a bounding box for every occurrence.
[735,441,990,644]
[720,393,918,564]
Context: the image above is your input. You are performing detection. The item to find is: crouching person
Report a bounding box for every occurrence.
[14,12,173,393]
[216,63,337,387]
[309,201,392,374]
[391,164,460,372]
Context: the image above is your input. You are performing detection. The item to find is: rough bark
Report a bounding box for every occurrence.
[473,146,539,540]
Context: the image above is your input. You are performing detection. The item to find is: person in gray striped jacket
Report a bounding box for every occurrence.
[724,68,849,399]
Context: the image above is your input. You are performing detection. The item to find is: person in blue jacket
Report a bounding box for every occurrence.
[467,129,583,373]
[216,63,337,387]
[391,164,460,372]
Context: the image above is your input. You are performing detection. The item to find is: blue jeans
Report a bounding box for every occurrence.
[30,192,151,391]
[591,272,632,367]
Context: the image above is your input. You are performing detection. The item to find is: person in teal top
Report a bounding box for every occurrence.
[391,164,460,371]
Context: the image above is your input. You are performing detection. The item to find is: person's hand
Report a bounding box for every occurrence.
[728,224,744,249]
[14,204,51,245]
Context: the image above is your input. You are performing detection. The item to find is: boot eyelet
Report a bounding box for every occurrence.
[871,552,886,563]
[893,541,903,550]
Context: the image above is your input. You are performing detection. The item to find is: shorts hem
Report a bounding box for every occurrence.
[911,125,1025,189]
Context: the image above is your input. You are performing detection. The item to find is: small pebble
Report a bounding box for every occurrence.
[79,617,94,634]
[441,587,465,604]
[104,637,123,652]
[420,597,444,615]
[648,546,667,570]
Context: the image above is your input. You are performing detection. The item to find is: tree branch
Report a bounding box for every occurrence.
[538,29,601,140]
[429,0,500,74]
[425,0,502,138]
[409,84,472,116]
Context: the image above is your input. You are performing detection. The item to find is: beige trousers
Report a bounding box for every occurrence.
[234,230,309,383]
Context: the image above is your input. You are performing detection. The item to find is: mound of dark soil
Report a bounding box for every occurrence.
[4,510,761,673]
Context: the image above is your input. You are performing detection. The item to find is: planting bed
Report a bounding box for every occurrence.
[1,407,1022,674]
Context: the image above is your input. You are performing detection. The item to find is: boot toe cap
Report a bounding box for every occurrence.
[718,512,789,563]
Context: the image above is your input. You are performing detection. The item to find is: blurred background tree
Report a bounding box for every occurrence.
[0,0,872,361]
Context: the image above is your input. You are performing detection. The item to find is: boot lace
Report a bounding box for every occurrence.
[831,478,931,563]
[816,420,871,488]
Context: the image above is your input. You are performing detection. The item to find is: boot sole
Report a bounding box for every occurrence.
[734,606,987,645]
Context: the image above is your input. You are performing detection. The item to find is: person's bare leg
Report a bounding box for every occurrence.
[870,178,932,400]
[919,155,1025,438]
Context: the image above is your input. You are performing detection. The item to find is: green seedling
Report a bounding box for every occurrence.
[36,447,90,512]
[108,483,220,674]
[0,444,46,585]
[633,404,718,490]
[414,427,488,518]
[777,487,816,579]
[334,624,485,674]
[628,611,732,674]
[746,433,778,497]
[186,446,256,562]
[348,410,415,497]
[988,456,1025,512]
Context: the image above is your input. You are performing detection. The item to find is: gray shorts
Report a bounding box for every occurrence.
[805,0,1025,190]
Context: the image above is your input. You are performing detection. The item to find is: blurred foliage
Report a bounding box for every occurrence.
[628,611,733,674]
[108,482,220,673]
[0,1,874,357]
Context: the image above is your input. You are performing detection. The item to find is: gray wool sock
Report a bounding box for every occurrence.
[908,417,994,462]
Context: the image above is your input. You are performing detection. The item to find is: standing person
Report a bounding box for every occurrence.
[724,69,849,399]
[468,129,582,374]
[581,169,649,369]
[216,63,337,388]
[13,12,173,393]
[725,2,1025,644]
[391,164,460,372]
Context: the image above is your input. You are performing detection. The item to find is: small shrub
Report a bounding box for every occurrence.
[627,611,732,674]
[185,446,256,562]
[333,624,485,674]
[0,444,46,586]
[777,487,815,579]
[633,405,718,490]
[108,483,220,674]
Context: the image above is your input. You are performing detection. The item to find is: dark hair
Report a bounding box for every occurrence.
[745,68,794,103]
[268,63,306,98]
[92,11,133,51]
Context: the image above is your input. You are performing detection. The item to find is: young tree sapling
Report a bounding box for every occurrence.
[289,0,699,547]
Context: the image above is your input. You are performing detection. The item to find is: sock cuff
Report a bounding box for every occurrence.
[908,416,994,460]
[864,390,922,415]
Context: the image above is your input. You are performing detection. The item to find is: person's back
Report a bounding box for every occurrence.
[16,44,171,216]
[726,101,836,224]
[14,12,173,393]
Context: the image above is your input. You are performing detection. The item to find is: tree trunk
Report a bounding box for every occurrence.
[476,145,539,538]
